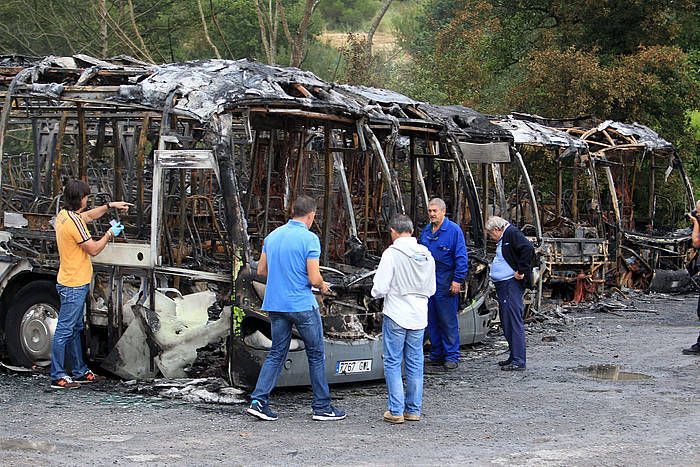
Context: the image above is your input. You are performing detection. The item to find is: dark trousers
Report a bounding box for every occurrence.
[495,278,526,367]
[427,293,460,363]
[694,293,700,347]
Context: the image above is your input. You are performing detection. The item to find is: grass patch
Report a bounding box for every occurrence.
[690,111,700,140]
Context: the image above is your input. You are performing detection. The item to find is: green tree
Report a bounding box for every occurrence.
[395,0,700,157]
[0,0,262,62]
[318,0,381,31]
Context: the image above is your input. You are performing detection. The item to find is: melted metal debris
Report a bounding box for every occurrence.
[123,377,246,405]
[596,120,673,152]
[337,84,419,106]
[0,55,44,68]
[491,114,588,149]
[120,59,364,121]
[423,104,514,142]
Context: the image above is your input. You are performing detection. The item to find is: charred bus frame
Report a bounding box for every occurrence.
[0,55,498,387]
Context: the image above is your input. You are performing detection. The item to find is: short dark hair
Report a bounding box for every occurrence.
[63,179,91,211]
[292,195,317,217]
[389,214,413,234]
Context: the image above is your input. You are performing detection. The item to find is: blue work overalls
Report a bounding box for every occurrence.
[420,218,468,363]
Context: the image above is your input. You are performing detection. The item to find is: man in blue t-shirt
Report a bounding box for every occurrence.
[246,195,346,422]
[419,198,468,370]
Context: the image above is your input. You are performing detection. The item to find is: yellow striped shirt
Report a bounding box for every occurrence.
[55,209,93,287]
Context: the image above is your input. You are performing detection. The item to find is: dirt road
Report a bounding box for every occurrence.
[1,294,698,465]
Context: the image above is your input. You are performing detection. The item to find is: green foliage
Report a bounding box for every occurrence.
[394,0,700,191]
[294,41,342,81]
[0,0,103,56]
[318,0,381,31]
[0,0,268,62]
[691,112,700,140]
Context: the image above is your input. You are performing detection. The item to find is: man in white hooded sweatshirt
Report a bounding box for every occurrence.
[372,214,436,424]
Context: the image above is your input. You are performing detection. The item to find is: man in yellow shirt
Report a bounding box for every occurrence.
[50,180,131,389]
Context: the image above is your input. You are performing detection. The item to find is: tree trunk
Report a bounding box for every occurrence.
[366,0,393,59]
[197,0,221,59]
[289,0,320,68]
[98,0,108,58]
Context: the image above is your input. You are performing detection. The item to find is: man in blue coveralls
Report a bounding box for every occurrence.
[420,198,468,370]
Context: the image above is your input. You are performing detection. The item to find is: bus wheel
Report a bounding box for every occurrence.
[4,281,59,367]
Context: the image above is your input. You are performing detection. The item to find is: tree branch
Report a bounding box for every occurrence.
[99,3,154,63]
[367,0,393,47]
[196,0,221,59]
[278,0,294,48]
[364,0,393,69]
[253,0,273,63]
[126,0,155,62]
[289,0,320,67]
[210,0,234,59]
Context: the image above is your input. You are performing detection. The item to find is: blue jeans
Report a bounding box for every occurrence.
[50,284,90,380]
[495,278,526,367]
[250,309,331,412]
[382,316,425,417]
[427,293,460,362]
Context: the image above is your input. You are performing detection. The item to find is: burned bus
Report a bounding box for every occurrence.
[0,55,497,387]
[491,113,694,298]
[569,120,696,292]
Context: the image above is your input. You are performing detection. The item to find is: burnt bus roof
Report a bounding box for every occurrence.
[127,59,368,122]
[422,104,513,144]
[335,84,443,134]
[0,55,676,150]
[0,55,511,142]
[509,112,673,154]
[490,114,588,150]
[577,120,675,154]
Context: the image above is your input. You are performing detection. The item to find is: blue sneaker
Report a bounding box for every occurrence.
[312,405,346,421]
[246,400,278,421]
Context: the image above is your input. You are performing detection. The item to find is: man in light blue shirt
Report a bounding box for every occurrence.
[490,226,516,282]
[246,195,345,422]
[487,216,534,371]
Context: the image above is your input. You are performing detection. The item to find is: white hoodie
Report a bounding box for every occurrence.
[371,236,436,330]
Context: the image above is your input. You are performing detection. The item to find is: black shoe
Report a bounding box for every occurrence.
[50,376,80,389]
[246,400,278,421]
[424,358,443,366]
[312,405,346,421]
[498,359,513,367]
[501,363,526,371]
[74,370,106,384]
[682,345,700,355]
[443,361,459,370]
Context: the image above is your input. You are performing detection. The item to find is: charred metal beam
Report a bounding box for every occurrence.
[362,123,404,214]
[512,148,542,239]
[135,116,149,231]
[52,112,68,197]
[322,127,333,265]
[262,130,274,238]
[77,103,88,181]
[212,113,249,263]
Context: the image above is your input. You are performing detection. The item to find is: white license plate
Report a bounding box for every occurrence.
[335,359,372,375]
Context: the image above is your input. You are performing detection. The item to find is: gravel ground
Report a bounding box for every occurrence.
[0,293,698,466]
